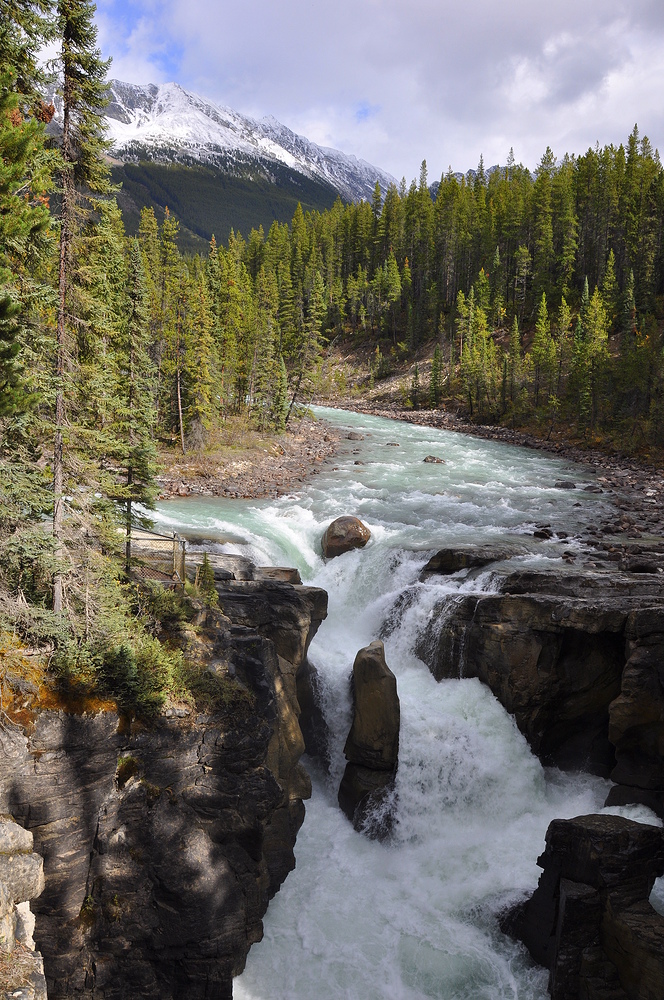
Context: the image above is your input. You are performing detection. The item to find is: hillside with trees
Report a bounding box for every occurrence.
[2,0,664,714]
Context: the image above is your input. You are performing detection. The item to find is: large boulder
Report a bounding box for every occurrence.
[321,516,371,558]
[338,641,399,837]
[343,640,400,770]
[503,814,664,1000]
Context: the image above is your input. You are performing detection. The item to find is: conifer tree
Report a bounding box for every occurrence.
[0,4,52,419]
[508,315,522,407]
[109,239,158,571]
[286,270,325,422]
[52,0,111,612]
[429,343,442,407]
[531,293,555,409]
[267,354,287,430]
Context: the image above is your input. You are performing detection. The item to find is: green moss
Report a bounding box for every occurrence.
[116,754,140,787]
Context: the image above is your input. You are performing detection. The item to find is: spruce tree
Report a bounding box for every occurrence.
[110,239,158,572]
[429,343,442,407]
[0,8,52,419]
[52,0,111,612]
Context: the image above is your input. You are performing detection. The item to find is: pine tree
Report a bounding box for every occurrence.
[531,293,555,409]
[409,364,420,410]
[0,7,52,419]
[508,315,522,408]
[110,239,158,571]
[52,0,111,612]
[429,343,442,407]
[270,354,289,430]
[286,270,325,422]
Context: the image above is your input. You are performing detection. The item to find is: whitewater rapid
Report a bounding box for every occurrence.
[154,407,661,1000]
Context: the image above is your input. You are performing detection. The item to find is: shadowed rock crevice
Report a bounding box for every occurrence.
[417,564,664,796]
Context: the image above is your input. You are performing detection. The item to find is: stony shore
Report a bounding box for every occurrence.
[157,416,340,500]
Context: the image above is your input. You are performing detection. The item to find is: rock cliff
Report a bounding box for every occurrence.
[503,814,664,1000]
[0,574,327,999]
[417,561,664,812]
[0,816,47,1000]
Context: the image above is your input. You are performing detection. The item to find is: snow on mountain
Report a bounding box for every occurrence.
[104,80,396,203]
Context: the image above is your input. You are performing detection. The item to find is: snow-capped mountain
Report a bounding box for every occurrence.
[104,80,396,203]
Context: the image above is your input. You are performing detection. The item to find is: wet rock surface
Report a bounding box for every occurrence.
[503,814,664,1000]
[0,577,327,999]
[418,562,664,798]
[321,516,371,558]
[420,544,526,577]
[338,641,400,839]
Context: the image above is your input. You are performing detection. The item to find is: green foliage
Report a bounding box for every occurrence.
[429,343,442,407]
[100,638,183,719]
[197,553,218,608]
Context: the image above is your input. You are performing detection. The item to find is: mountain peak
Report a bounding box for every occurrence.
[104,79,396,203]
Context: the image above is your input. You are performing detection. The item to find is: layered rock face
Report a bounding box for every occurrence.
[607,608,664,818]
[338,641,400,838]
[0,575,327,999]
[418,564,664,805]
[504,814,664,1000]
[0,816,46,999]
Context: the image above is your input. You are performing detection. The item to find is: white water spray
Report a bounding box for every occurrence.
[154,409,660,1000]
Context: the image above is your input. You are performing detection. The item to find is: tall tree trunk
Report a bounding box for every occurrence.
[125,465,133,574]
[53,81,72,614]
[177,364,186,454]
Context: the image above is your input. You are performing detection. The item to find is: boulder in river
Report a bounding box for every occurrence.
[321,516,371,558]
[420,545,524,577]
[423,455,445,464]
[338,640,400,838]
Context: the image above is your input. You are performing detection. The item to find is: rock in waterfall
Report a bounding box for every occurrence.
[338,640,399,838]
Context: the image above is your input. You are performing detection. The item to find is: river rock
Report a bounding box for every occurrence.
[423,455,445,464]
[338,641,399,837]
[420,545,524,577]
[503,814,664,1000]
[321,516,371,558]
[554,481,577,489]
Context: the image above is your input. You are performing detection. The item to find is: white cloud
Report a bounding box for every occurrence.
[94,0,664,180]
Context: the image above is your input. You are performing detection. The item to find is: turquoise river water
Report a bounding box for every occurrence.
[154,407,662,1000]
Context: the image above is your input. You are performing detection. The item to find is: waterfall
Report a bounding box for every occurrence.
[154,407,659,1000]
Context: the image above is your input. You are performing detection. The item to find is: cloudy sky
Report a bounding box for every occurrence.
[95,0,664,183]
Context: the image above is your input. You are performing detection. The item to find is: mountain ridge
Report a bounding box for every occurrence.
[104,79,397,204]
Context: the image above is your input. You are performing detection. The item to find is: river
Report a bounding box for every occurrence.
[154,407,661,1000]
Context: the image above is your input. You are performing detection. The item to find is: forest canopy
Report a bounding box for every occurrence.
[1,0,664,711]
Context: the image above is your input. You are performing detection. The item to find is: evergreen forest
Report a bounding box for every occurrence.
[2,0,664,716]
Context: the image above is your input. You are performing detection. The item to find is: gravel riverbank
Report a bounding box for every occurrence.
[157,416,340,500]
